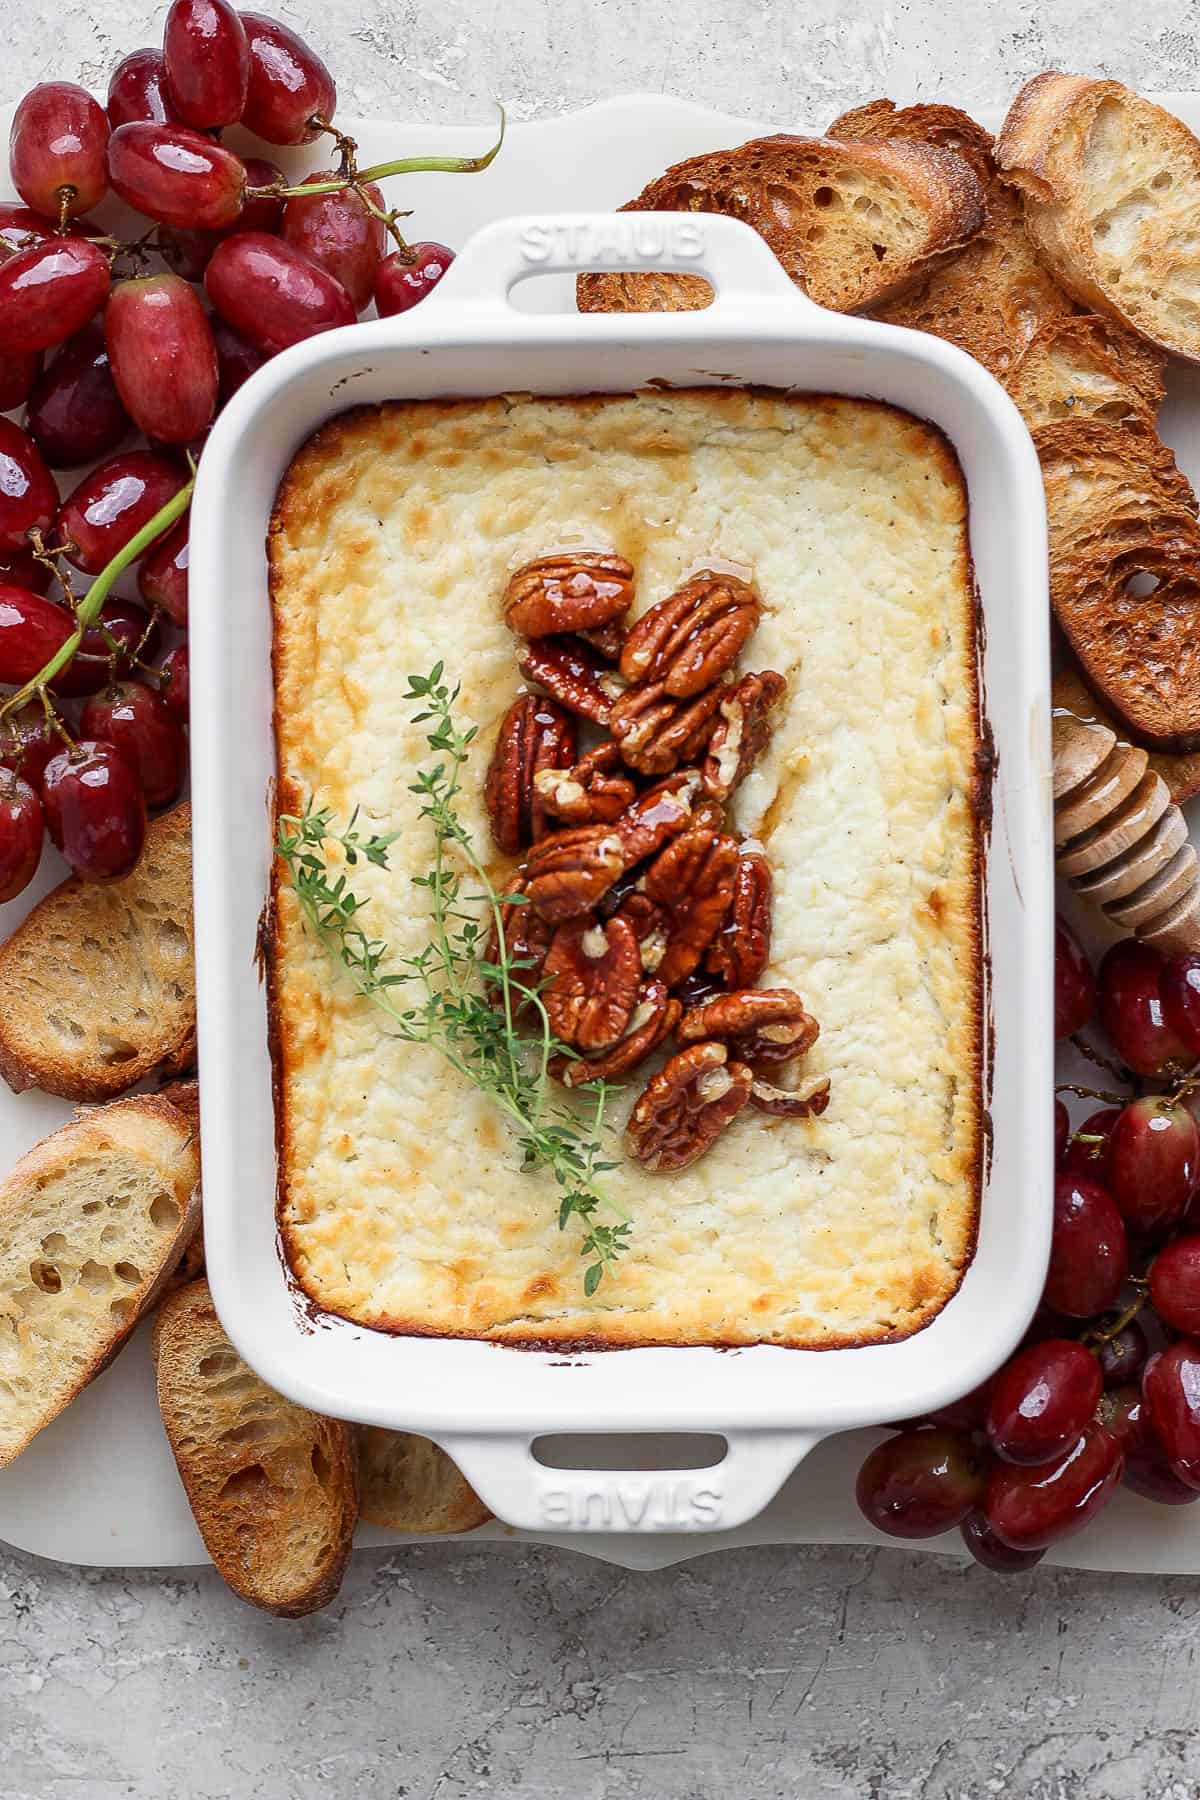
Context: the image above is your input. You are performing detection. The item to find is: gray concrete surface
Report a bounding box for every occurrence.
[7,2,1200,1795]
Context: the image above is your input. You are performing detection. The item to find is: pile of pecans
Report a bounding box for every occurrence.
[483,551,830,1173]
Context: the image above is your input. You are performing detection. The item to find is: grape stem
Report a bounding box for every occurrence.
[1069,1032,1139,1091]
[0,476,194,727]
[251,107,506,204]
[1055,1081,1129,1107]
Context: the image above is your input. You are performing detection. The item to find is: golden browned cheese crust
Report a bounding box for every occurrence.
[268,390,984,1348]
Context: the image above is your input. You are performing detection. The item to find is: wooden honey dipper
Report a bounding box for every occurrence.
[1053,705,1200,954]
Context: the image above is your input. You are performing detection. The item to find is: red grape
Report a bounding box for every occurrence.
[1061,1106,1119,1180]
[158,643,188,722]
[107,49,178,129]
[281,173,385,310]
[81,679,186,809]
[0,549,50,594]
[0,351,40,412]
[1099,939,1195,1078]
[105,274,218,444]
[58,451,187,576]
[1149,1235,1200,1336]
[959,1508,1046,1573]
[1142,1339,1200,1489]
[0,770,43,902]
[212,315,266,401]
[106,122,246,231]
[855,1427,986,1539]
[1163,951,1200,1058]
[0,419,57,553]
[1045,1173,1129,1318]
[159,158,283,282]
[77,596,159,674]
[984,1421,1122,1549]
[926,1376,994,1432]
[0,703,57,790]
[0,204,53,262]
[138,521,189,626]
[9,83,109,219]
[240,13,336,145]
[163,0,249,129]
[41,739,145,881]
[1055,1097,1069,1166]
[0,236,111,355]
[25,321,130,468]
[204,232,355,352]
[1107,1096,1200,1237]
[0,586,105,696]
[1096,1317,1150,1388]
[374,241,454,316]
[1099,1382,1196,1502]
[986,1338,1102,1466]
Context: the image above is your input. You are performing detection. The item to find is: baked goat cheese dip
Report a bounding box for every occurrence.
[268,389,985,1348]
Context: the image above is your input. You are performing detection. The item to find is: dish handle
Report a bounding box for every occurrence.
[435,1428,820,1534]
[430,210,817,314]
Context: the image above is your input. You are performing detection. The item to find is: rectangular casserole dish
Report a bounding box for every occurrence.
[190,213,1054,1535]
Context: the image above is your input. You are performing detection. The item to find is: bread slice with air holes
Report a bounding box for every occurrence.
[575,132,985,316]
[0,1095,200,1467]
[356,1427,491,1535]
[1053,666,1200,806]
[153,1279,357,1617]
[1003,313,1166,429]
[0,802,194,1102]
[996,74,1200,364]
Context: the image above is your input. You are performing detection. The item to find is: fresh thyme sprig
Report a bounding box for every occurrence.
[275,663,631,1295]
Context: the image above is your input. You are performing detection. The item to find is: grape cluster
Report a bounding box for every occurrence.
[0,2,473,889]
[857,924,1200,1569]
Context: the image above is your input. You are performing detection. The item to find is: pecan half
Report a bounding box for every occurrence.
[689,796,728,836]
[614,890,672,974]
[702,670,788,801]
[518,636,625,726]
[615,770,701,862]
[677,986,820,1065]
[609,677,726,774]
[749,1067,832,1117]
[543,915,642,1052]
[533,741,636,826]
[482,883,554,1017]
[643,828,740,987]
[626,1041,752,1172]
[705,849,772,989]
[484,695,577,854]
[523,824,628,922]
[578,620,626,663]
[620,571,761,697]
[503,552,634,637]
[551,979,680,1087]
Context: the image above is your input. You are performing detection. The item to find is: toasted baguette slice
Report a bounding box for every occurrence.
[830,98,998,188]
[356,1427,491,1535]
[0,804,194,1102]
[153,1079,204,1289]
[154,1280,356,1617]
[1004,313,1167,429]
[997,74,1200,363]
[1038,419,1200,749]
[1053,666,1200,805]
[0,1096,200,1467]
[576,133,985,316]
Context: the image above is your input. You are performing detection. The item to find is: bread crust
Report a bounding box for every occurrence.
[355,1427,491,1534]
[1052,667,1200,806]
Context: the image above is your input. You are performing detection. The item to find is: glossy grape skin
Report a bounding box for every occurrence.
[1142,1340,1200,1490]
[926,1377,994,1432]
[0,771,44,903]
[0,700,58,792]
[1107,1097,1200,1237]
[163,0,250,128]
[1097,1318,1150,1388]
[281,173,385,310]
[1056,918,1097,1036]
[159,160,283,283]
[105,274,218,444]
[77,596,159,675]
[0,204,53,262]
[81,679,186,809]
[0,236,111,355]
[374,241,454,316]
[205,232,355,352]
[985,1338,1103,1467]
[158,643,188,722]
[240,13,336,144]
[0,586,105,696]
[41,740,146,881]
[1149,1235,1200,1336]
[9,83,110,219]
[138,521,189,626]
[984,1421,1123,1549]
[0,419,57,554]
[1061,1106,1119,1180]
[1045,1173,1129,1318]
[0,351,40,413]
[25,321,130,468]
[212,316,266,401]
[57,451,187,576]
[855,1427,987,1539]
[0,549,50,594]
[1099,939,1196,1078]
[1054,1097,1069,1166]
[959,1508,1046,1573]
[106,123,246,231]
[107,48,177,129]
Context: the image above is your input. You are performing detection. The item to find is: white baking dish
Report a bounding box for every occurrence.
[189,212,1053,1535]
